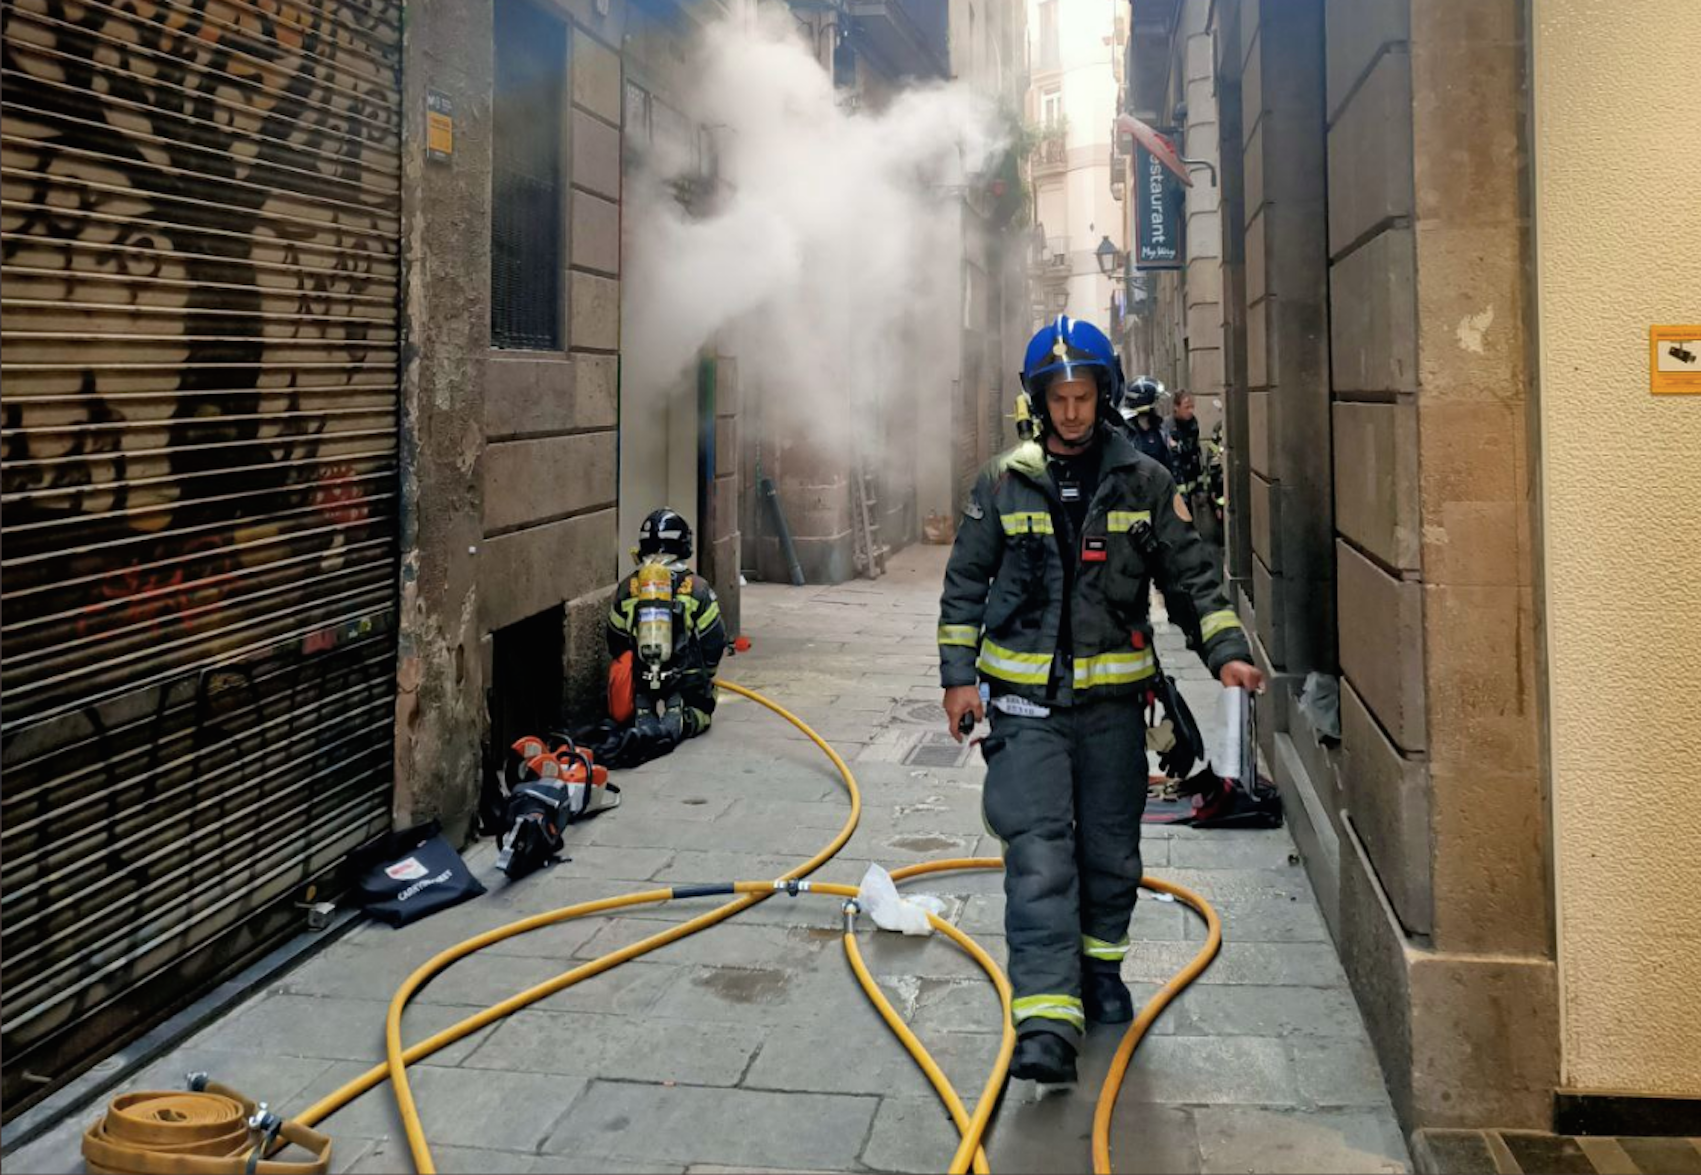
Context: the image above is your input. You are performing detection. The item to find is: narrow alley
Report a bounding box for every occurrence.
[5,547,1407,1175]
[4,0,1700,1167]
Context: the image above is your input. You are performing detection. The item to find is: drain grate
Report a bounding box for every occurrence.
[902,731,971,768]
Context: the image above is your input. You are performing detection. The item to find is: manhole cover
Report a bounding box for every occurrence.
[892,701,943,725]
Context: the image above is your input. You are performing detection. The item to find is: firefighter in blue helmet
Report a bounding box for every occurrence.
[938,316,1262,1084]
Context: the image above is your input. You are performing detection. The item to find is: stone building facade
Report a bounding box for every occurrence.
[1120,0,1701,1140]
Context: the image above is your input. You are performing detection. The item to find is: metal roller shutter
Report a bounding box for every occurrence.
[0,0,403,1109]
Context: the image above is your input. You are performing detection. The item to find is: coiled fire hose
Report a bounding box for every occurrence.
[92,681,1220,1175]
[81,1080,331,1175]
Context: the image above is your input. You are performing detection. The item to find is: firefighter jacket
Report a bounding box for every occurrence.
[1123,417,1173,474]
[607,568,727,699]
[938,429,1250,704]
[1166,416,1204,495]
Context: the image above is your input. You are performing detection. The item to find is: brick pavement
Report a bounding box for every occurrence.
[7,546,1409,1174]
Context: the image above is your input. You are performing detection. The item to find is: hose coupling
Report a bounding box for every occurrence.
[186,1071,210,1092]
[243,1105,284,1175]
[776,878,809,897]
[842,899,861,934]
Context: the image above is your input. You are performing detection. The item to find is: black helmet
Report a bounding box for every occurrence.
[637,508,692,561]
[1122,377,1162,415]
[1122,377,1163,413]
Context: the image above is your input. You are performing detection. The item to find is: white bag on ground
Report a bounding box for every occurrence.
[857,863,945,936]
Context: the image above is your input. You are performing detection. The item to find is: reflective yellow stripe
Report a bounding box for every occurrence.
[1106,509,1151,532]
[1200,609,1243,642]
[1082,934,1130,961]
[1011,994,1085,1031]
[976,639,1052,686]
[938,624,979,648]
[696,600,722,632]
[610,596,638,632]
[1000,511,1054,536]
[1073,649,1156,690]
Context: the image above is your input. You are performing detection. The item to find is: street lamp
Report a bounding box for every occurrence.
[1094,234,1145,324]
[1095,234,1122,277]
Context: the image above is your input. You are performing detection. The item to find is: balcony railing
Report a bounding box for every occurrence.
[1031,134,1068,173]
[1030,235,1071,274]
[846,0,949,81]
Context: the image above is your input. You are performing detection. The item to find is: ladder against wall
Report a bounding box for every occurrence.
[851,456,888,579]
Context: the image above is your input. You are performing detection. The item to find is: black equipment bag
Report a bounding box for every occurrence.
[349,821,486,927]
[1172,691,1284,829]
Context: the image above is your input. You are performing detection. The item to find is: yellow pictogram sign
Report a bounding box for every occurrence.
[427,90,454,162]
[1650,325,1701,395]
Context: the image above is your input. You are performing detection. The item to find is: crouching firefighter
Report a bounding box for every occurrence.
[604,509,728,765]
[938,316,1263,1084]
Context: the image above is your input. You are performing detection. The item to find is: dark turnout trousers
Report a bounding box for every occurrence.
[981,697,1147,1038]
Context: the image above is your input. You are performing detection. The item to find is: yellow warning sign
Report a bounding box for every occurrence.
[426,90,454,162]
[427,111,453,157]
[1650,325,1701,395]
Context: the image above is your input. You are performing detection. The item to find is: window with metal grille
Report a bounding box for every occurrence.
[491,0,565,351]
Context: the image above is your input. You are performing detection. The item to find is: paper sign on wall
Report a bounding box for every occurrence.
[427,91,454,162]
[1650,325,1701,395]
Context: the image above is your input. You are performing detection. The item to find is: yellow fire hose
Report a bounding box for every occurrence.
[126,681,1218,1175]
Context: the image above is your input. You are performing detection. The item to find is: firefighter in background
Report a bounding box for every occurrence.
[1117,375,1173,473]
[938,317,1262,1084]
[605,509,727,760]
[1165,389,1204,504]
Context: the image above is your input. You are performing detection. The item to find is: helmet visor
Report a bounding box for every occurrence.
[1027,358,1110,399]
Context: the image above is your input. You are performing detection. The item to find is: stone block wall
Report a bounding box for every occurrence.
[1198,0,1558,1136]
[1227,0,1335,746]
[1177,0,1225,428]
[398,0,733,834]
[1323,0,1555,1133]
[394,0,495,837]
[479,17,623,747]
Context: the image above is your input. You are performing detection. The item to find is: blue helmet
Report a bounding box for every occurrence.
[1020,316,1122,435]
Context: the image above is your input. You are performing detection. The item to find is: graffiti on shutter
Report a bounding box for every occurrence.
[0,0,404,1107]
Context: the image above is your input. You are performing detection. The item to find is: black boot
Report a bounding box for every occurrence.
[1009,1027,1078,1084]
[1083,957,1134,1025]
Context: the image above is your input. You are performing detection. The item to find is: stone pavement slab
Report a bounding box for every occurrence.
[1122,940,1350,988]
[318,1065,583,1148]
[342,1139,682,1174]
[541,1082,879,1170]
[1141,982,1370,1039]
[743,1019,1001,1100]
[1194,1106,1409,1173]
[3,545,1409,1175]
[460,1010,766,1086]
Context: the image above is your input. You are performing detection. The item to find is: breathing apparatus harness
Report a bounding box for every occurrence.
[634,556,681,696]
[627,507,698,702]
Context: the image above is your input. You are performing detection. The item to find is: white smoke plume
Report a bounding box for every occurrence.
[621,9,1006,461]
